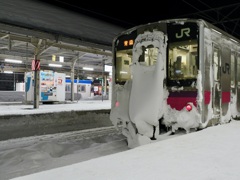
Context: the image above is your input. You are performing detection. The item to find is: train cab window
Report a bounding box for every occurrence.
[168,42,198,81]
[139,46,158,66]
[115,50,132,84]
[115,46,158,84]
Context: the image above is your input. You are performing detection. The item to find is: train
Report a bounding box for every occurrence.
[110,18,240,148]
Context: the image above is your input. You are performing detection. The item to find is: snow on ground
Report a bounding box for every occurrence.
[1,100,240,179]
[10,120,240,180]
[0,119,239,179]
[0,126,128,180]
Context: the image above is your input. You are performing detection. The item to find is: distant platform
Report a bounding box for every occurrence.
[0,91,109,103]
[0,99,112,141]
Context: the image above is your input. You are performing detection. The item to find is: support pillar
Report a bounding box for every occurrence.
[33,56,40,109]
[71,68,75,101]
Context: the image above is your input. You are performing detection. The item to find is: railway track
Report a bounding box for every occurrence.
[0,126,125,152]
[0,126,189,180]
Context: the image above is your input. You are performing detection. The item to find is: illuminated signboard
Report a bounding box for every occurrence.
[123,39,134,47]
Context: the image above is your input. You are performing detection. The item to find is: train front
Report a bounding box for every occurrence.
[110,20,202,148]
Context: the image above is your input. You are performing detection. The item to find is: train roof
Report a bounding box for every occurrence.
[113,18,240,45]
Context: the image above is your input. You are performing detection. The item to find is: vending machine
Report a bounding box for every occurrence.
[25,70,65,103]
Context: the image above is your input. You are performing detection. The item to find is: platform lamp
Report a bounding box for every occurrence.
[4,59,22,64]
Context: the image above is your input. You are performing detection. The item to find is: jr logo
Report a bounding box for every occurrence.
[176,28,190,38]
[222,63,230,74]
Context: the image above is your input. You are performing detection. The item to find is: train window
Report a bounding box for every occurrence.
[77,85,86,92]
[115,50,132,84]
[65,84,71,92]
[168,43,198,80]
[231,53,235,88]
[213,48,220,81]
[139,46,158,66]
[115,46,158,84]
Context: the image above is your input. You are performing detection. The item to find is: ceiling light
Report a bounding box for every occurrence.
[5,59,22,64]
[48,63,62,67]
[4,71,13,74]
[59,56,64,62]
[104,65,112,72]
[83,67,94,71]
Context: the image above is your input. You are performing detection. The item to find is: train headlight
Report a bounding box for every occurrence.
[186,103,192,111]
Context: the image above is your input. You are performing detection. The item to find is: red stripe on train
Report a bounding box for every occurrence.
[204,91,230,104]
[222,91,230,103]
[167,97,197,111]
[167,91,230,110]
[204,91,211,104]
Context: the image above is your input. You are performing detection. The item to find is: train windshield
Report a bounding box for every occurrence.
[115,49,132,84]
[168,42,198,80]
[167,22,199,87]
[115,47,158,84]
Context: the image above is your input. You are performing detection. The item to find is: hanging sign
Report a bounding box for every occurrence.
[32,60,40,71]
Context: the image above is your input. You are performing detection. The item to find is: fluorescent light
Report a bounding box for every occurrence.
[48,63,62,67]
[5,59,22,64]
[83,67,94,71]
[4,71,13,74]
[59,56,64,62]
[104,65,112,72]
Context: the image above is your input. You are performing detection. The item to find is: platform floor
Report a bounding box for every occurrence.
[0,100,112,141]
[0,99,111,116]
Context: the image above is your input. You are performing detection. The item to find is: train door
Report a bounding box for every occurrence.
[237,55,240,112]
[212,46,221,118]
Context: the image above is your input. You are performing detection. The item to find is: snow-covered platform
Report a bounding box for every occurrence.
[0,100,112,140]
[10,120,240,180]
